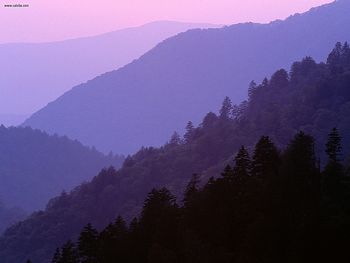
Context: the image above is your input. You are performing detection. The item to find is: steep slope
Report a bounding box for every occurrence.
[23,0,350,154]
[0,126,123,213]
[0,21,216,125]
[5,43,350,263]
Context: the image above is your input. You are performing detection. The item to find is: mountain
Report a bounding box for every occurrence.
[51,132,350,263]
[0,126,123,213]
[23,0,350,155]
[3,43,350,263]
[0,21,217,125]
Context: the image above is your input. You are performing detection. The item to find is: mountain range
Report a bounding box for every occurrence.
[23,0,350,155]
[3,41,350,263]
[0,21,216,126]
[0,126,123,214]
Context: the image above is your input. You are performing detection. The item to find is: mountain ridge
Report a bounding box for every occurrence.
[23,0,350,154]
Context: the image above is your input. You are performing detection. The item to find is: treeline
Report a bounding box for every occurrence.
[3,43,350,263]
[0,126,124,212]
[50,128,350,263]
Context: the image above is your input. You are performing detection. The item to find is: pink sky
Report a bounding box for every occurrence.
[0,0,333,43]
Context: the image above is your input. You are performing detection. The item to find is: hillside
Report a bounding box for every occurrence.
[51,132,350,263]
[3,43,350,263]
[23,0,350,154]
[0,126,123,213]
[0,21,216,125]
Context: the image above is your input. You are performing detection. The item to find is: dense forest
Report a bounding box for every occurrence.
[1,43,350,263]
[0,126,124,212]
[50,129,350,263]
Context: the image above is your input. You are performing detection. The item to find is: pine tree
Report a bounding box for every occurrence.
[221,165,234,182]
[184,174,200,207]
[248,80,258,101]
[270,69,289,88]
[324,128,344,201]
[326,128,342,164]
[251,136,280,178]
[184,121,195,143]
[60,240,79,263]
[219,96,233,120]
[78,223,99,263]
[169,131,182,146]
[233,146,251,180]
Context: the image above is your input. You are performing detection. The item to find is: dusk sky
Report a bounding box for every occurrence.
[0,0,333,43]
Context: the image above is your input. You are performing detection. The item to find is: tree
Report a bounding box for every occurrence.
[140,188,179,251]
[221,165,234,182]
[326,128,342,164]
[251,136,280,178]
[201,112,218,129]
[324,128,344,201]
[270,69,289,88]
[169,131,182,146]
[99,216,128,262]
[77,223,99,263]
[183,174,200,207]
[184,121,195,143]
[59,240,79,263]
[219,96,233,120]
[248,80,258,100]
[233,146,251,180]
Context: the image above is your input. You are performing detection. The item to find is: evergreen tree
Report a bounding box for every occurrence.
[326,128,342,164]
[184,121,195,143]
[221,164,234,182]
[77,223,99,263]
[251,136,280,178]
[270,69,289,88]
[169,132,182,146]
[324,128,344,202]
[219,96,233,120]
[59,241,79,263]
[183,173,200,207]
[233,146,251,180]
[248,80,258,100]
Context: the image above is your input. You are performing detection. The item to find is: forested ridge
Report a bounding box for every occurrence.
[51,129,350,263]
[2,43,350,263]
[0,126,124,214]
[23,0,350,155]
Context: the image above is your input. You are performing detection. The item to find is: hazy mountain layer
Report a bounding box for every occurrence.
[0,126,123,212]
[0,21,216,124]
[23,1,350,154]
[5,42,350,263]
